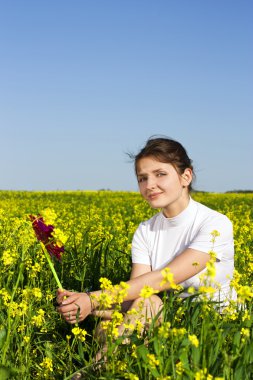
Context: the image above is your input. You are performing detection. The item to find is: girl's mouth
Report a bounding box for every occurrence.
[148,192,162,200]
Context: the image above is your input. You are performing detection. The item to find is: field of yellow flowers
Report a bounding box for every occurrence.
[0,190,252,379]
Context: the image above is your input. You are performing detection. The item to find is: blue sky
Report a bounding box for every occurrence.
[0,0,252,192]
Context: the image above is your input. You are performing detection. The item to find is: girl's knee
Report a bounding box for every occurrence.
[129,295,163,317]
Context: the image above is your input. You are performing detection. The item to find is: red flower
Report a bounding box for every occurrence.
[30,215,64,261]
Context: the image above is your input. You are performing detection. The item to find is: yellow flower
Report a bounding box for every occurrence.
[136,320,144,337]
[41,208,57,225]
[240,327,250,338]
[95,292,114,309]
[33,287,42,299]
[112,281,130,303]
[31,309,45,327]
[71,327,87,342]
[1,249,18,266]
[124,323,135,331]
[124,374,139,380]
[115,360,127,371]
[237,285,253,303]
[30,263,42,278]
[127,307,138,316]
[199,286,216,295]
[210,230,220,244]
[158,322,171,338]
[171,327,187,337]
[139,285,158,298]
[0,288,11,306]
[23,336,30,343]
[242,309,250,321]
[40,357,53,372]
[111,310,124,325]
[188,286,196,294]
[99,277,113,290]
[147,353,159,368]
[188,334,199,348]
[206,261,216,278]
[160,267,180,290]
[194,368,213,380]
[131,344,137,358]
[19,301,28,315]
[176,361,183,375]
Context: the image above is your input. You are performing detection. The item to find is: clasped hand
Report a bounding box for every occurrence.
[57,289,91,324]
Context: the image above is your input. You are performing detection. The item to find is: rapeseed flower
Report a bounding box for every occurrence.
[176,361,183,375]
[188,334,199,348]
[0,288,11,306]
[147,353,159,368]
[33,287,42,299]
[194,368,213,380]
[40,357,53,372]
[158,322,171,338]
[99,277,114,290]
[237,285,253,303]
[32,309,45,328]
[1,249,18,266]
[240,327,250,341]
[160,267,181,290]
[71,326,87,342]
[139,285,158,298]
[124,374,139,380]
[23,336,30,343]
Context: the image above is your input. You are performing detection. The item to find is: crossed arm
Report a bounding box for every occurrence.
[57,248,210,324]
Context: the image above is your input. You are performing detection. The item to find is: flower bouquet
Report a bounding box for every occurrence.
[30,214,65,289]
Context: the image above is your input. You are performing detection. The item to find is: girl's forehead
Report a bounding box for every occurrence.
[136,157,173,172]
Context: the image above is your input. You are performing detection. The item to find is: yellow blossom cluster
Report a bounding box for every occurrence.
[139,285,158,298]
[160,267,182,291]
[40,357,53,372]
[31,309,45,328]
[0,190,252,379]
[188,333,199,348]
[93,278,130,310]
[71,326,88,342]
[147,353,160,368]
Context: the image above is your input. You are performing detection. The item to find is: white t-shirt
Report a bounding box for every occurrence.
[132,198,235,302]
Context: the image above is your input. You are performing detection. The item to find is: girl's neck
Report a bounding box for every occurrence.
[162,194,190,218]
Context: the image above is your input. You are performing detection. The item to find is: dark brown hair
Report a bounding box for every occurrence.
[131,136,195,191]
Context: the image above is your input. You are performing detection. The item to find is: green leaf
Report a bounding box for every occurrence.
[0,327,7,349]
[0,366,11,380]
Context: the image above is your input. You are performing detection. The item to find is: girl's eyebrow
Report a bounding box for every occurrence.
[137,168,166,176]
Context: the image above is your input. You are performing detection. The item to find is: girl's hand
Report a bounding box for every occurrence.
[56,289,92,324]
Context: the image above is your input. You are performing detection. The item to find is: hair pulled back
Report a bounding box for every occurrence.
[133,136,195,191]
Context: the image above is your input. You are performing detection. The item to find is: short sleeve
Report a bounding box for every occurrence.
[188,214,234,261]
[131,222,151,266]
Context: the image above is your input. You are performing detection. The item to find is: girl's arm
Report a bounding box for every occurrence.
[57,248,209,323]
[130,263,151,279]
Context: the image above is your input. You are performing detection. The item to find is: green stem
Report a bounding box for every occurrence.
[1,249,25,365]
[40,242,63,289]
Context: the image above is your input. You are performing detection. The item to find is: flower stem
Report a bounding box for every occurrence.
[40,242,63,289]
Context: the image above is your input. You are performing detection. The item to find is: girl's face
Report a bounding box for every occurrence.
[136,156,192,217]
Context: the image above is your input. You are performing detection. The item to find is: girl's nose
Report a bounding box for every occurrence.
[146,177,156,189]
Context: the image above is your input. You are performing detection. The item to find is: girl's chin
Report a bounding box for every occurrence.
[148,200,165,209]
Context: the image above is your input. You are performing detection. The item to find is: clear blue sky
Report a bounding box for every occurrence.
[0,0,252,192]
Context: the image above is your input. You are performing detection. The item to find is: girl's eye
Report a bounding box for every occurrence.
[157,172,166,177]
[138,177,147,183]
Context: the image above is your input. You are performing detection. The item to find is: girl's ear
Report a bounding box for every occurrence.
[181,168,193,187]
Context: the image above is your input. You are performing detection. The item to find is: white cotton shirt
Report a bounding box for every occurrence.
[131,198,236,302]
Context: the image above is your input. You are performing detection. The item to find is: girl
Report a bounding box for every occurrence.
[57,137,235,327]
